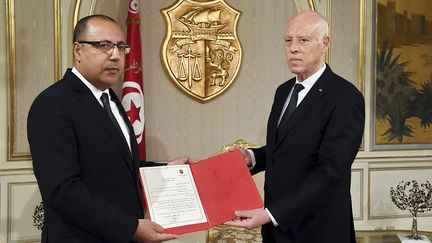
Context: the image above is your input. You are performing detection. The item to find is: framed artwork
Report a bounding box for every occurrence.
[373,0,432,150]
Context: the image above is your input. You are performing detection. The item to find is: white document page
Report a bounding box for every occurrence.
[139,165,208,228]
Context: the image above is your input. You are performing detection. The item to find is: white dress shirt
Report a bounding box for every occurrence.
[277,65,326,125]
[72,67,131,151]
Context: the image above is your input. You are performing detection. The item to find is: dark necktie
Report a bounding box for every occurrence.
[101,93,123,134]
[278,83,304,130]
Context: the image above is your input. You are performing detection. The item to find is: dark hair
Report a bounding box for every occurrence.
[73,15,117,42]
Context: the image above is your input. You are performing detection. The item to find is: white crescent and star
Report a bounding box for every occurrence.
[121,81,144,143]
[129,0,139,14]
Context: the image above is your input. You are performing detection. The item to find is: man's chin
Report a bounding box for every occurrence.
[288,66,303,75]
[101,77,120,88]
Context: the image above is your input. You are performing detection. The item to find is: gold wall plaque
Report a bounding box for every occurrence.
[161,0,242,102]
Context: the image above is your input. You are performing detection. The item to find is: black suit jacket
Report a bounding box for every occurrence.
[251,65,365,243]
[27,69,156,243]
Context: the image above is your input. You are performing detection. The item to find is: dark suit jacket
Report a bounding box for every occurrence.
[251,65,365,243]
[27,69,156,243]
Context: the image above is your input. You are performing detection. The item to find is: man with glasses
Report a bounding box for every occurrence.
[28,15,187,243]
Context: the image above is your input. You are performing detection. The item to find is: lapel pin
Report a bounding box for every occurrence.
[318,88,323,92]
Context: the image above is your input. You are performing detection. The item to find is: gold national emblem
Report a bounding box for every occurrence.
[161,0,242,102]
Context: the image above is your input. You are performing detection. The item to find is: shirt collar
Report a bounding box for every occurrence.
[72,67,109,105]
[295,64,326,91]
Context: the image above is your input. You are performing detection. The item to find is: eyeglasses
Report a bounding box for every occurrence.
[78,40,131,54]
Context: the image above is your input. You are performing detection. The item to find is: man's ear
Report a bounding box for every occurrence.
[73,42,81,62]
[322,35,330,52]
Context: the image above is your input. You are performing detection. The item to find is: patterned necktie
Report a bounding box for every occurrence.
[101,93,123,134]
[278,83,304,130]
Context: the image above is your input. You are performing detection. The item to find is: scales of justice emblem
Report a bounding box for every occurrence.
[161,0,242,102]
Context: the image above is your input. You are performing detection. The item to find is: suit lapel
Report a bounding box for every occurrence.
[109,89,141,173]
[275,66,333,146]
[66,71,135,176]
[109,89,144,210]
[268,80,295,147]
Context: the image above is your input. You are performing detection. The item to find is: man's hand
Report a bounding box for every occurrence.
[224,208,270,230]
[133,219,177,243]
[228,146,252,167]
[167,156,192,165]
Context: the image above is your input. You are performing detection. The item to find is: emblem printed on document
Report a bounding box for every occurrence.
[162,0,242,102]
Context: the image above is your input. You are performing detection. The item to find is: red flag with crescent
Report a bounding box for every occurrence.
[122,0,146,160]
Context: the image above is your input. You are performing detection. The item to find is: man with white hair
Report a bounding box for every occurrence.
[226,11,364,243]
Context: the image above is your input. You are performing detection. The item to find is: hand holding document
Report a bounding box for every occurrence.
[139,150,263,234]
[166,156,192,165]
[224,208,271,230]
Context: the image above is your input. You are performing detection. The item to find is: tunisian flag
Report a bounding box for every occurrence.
[122,0,146,160]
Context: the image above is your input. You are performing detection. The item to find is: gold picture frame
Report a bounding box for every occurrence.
[372,0,432,150]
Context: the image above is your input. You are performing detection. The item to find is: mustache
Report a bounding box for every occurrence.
[105,65,121,70]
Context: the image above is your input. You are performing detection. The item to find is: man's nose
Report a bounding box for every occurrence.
[109,46,121,60]
[289,42,300,53]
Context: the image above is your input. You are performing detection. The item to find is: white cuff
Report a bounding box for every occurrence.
[247,149,256,170]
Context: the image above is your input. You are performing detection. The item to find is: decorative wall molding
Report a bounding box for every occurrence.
[369,166,432,219]
[0,174,41,242]
[352,168,364,220]
[6,0,61,161]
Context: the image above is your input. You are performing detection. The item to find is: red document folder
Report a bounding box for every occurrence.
[141,150,263,235]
